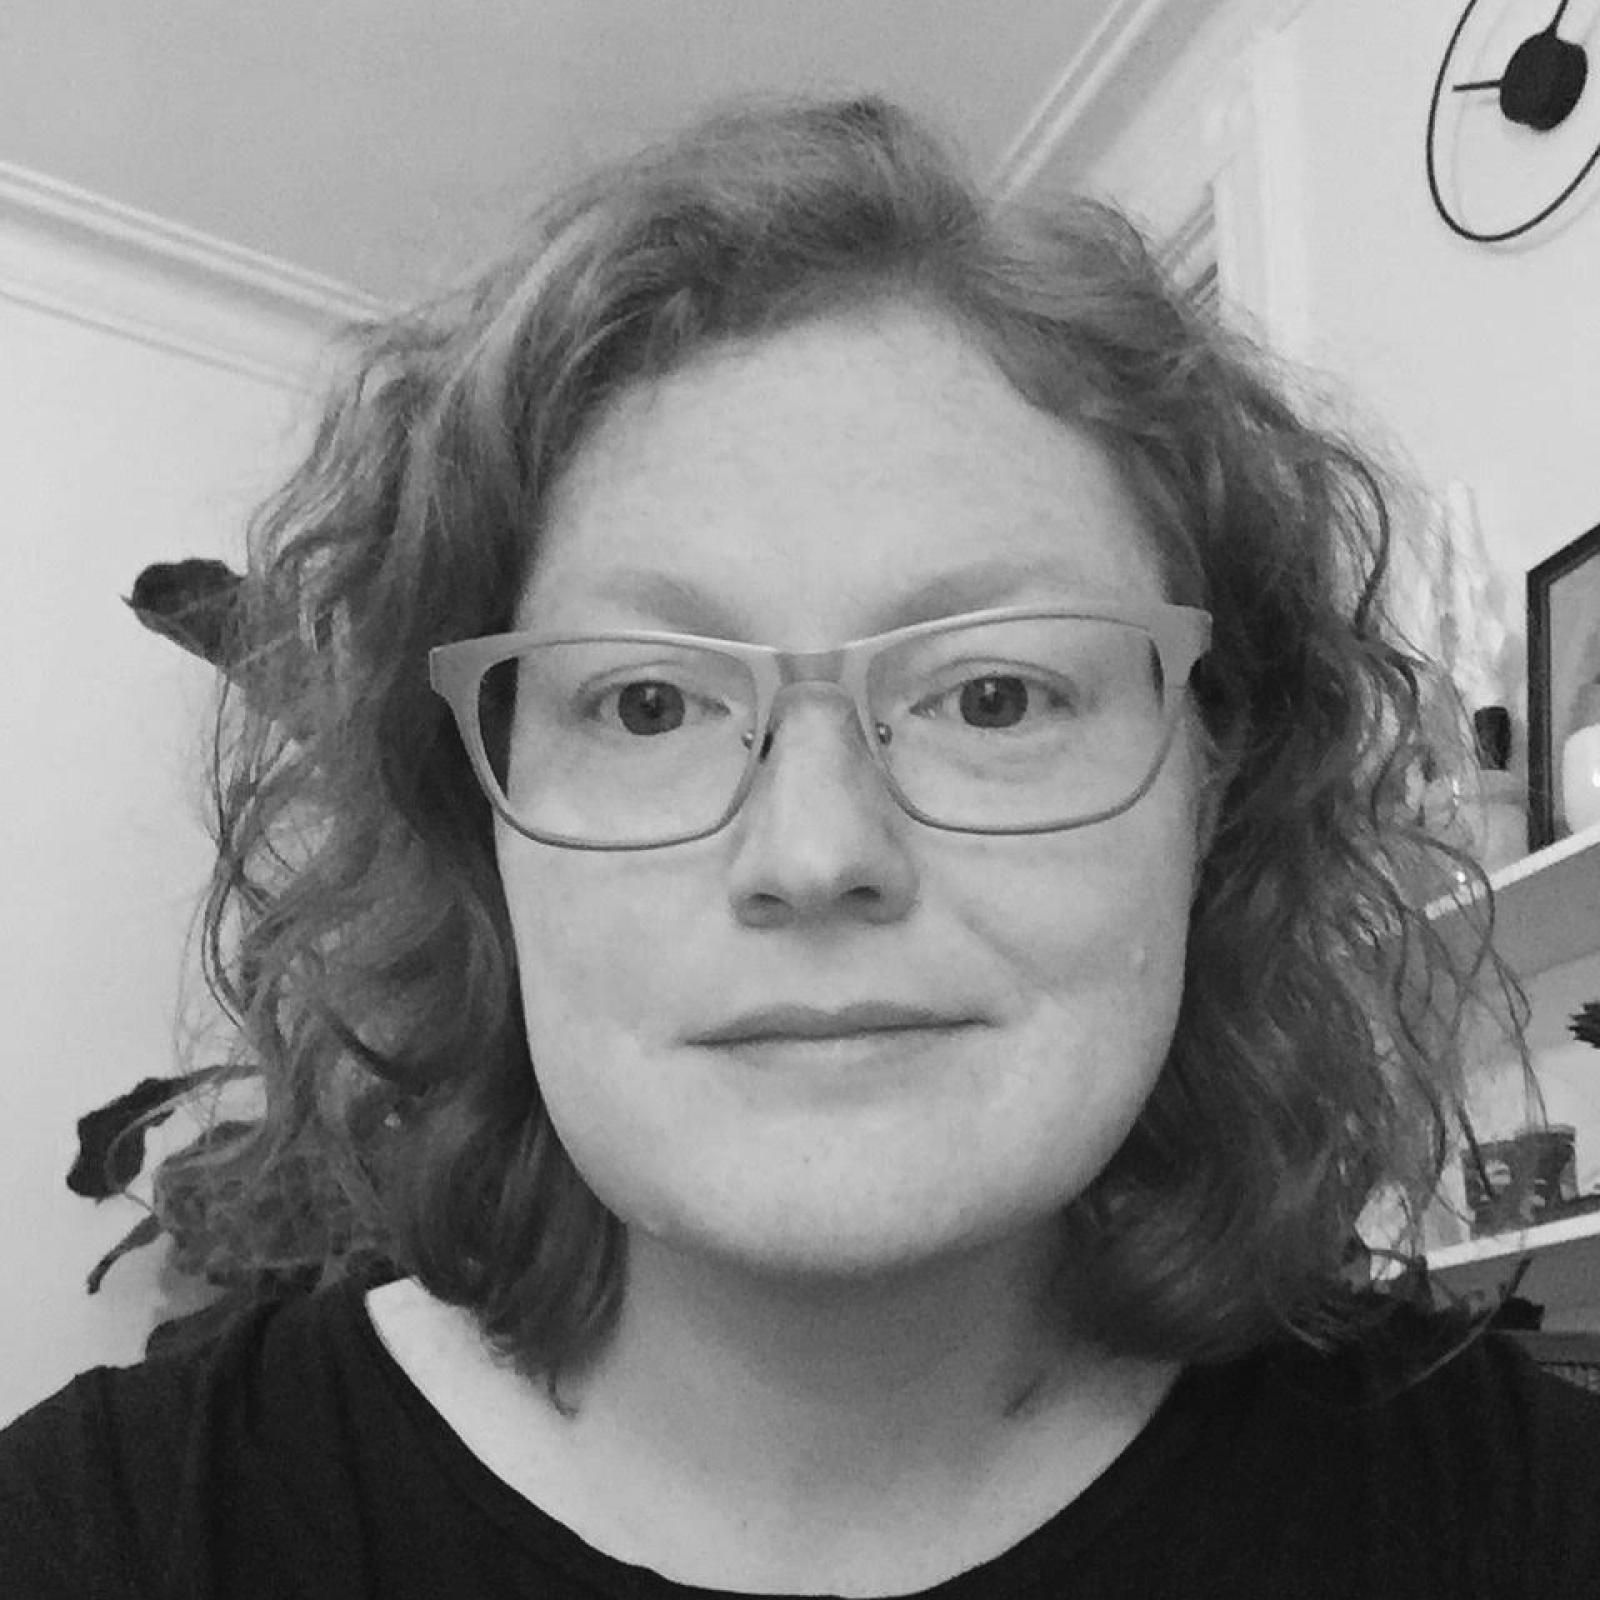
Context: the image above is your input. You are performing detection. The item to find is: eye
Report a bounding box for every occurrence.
[613,680,685,735]
[592,679,734,737]
[914,673,1077,731]
[958,675,1028,730]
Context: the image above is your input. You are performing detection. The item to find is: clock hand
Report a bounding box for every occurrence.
[1451,0,1579,94]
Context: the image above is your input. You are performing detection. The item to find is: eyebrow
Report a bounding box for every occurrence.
[570,559,1113,639]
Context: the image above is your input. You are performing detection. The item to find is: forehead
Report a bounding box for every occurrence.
[522,305,1164,640]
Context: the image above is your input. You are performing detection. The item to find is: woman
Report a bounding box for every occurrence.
[4,95,1597,1598]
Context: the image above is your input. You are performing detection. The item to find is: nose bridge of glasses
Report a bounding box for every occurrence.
[756,645,883,755]
[772,643,848,687]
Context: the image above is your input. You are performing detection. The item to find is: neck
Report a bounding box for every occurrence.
[554,1223,1175,1528]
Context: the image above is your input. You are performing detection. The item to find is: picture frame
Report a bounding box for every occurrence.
[1527,521,1600,850]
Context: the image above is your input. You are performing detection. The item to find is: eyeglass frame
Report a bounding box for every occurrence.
[427,601,1213,851]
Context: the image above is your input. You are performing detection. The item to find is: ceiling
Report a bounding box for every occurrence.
[2,2,1210,306]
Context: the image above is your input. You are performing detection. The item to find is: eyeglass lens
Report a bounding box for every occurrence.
[475,616,1172,844]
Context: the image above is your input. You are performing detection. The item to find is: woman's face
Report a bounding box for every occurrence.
[498,304,1207,1283]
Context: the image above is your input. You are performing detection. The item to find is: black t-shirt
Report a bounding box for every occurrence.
[3,1274,1599,1598]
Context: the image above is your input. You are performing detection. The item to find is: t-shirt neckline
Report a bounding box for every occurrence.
[337,1276,1217,1600]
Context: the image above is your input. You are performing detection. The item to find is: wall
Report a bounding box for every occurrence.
[1069,0,1600,731]
[0,174,374,1426]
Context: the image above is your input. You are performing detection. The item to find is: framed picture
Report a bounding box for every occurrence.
[1528,522,1600,849]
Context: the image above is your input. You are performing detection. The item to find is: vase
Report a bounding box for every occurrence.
[1563,722,1600,836]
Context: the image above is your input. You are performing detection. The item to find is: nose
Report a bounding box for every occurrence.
[724,687,919,929]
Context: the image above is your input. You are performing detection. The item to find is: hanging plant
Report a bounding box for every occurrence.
[1570,1002,1600,1049]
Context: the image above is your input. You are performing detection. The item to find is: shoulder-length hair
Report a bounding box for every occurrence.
[156,94,1520,1404]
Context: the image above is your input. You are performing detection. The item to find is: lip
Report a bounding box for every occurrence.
[691,1001,977,1045]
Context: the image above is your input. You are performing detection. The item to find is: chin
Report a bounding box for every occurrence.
[627,1179,1069,1288]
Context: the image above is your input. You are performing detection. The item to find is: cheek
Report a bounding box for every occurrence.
[493,829,735,1207]
[501,856,667,1039]
[982,885,1187,1202]
[495,847,674,1197]
[1000,873,1187,1100]
[971,776,1196,997]
[951,773,1199,1113]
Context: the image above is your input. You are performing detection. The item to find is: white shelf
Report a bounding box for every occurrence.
[1428,1206,1600,1273]
[1418,821,1600,1314]
[1425,818,1600,979]
[1424,1209,1600,1321]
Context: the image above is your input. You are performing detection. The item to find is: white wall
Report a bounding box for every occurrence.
[0,179,370,1425]
[1073,0,1600,734]
[1282,0,1600,554]
[1070,0,1600,899]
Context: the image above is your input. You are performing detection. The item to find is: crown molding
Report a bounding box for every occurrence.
[0,162,391,391]
[989,0,1232,200]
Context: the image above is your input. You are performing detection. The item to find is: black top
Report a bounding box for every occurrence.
[3,1275,1600,1598]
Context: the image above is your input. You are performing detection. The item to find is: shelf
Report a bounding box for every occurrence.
[1425,818,1600,979]
[1428,1206,1600,1274]
[1424,1209,1600,1322]
[1415,822,1600,1315]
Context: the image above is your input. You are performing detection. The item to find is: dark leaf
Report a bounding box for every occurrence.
[67,1067,225,1198]
[124,558,243,668]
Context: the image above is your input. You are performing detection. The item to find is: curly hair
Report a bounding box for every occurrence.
[151,93,1523,1404]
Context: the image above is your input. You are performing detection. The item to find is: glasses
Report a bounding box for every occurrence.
[428,602,1212,851]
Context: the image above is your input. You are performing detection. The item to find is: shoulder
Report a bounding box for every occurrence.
[1191,1307,1600,1591]
[0,1281,369,1599]
[1255,1304,1600,1430]
[1239,1302,1600,1461]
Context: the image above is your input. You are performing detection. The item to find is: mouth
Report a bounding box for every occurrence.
[690,1002,980,1047]
[699,1023,978,1070]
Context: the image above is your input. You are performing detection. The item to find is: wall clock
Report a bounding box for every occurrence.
[1426,0,1600,242]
